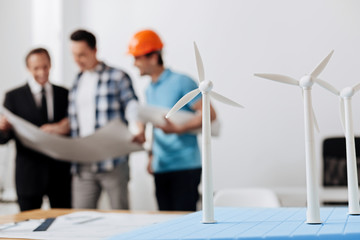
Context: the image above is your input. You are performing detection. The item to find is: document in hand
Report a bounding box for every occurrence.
[137,105,221,136]
[3,108,144,163]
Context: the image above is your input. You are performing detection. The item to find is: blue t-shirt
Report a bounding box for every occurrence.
[146,69,202,173]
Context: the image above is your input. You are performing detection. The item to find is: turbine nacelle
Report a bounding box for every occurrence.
[300,75,314,88]
[340,87,354,99]
[199,80,213,93]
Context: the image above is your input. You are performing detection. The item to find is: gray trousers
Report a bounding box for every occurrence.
[72,161,129,209]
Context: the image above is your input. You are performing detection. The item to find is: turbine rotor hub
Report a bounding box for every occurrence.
[340,87,354,98]
[299,75,314,88]
[199,80,213,93]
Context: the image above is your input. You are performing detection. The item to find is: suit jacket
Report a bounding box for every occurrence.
[0,83,71,196]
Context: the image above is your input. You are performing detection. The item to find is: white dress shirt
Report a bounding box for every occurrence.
[27,77,54,122]
[76,70,98,137]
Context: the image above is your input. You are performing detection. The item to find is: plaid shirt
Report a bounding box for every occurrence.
[68,62,138,173]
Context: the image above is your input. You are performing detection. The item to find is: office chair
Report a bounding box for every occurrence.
[322,137,360,187]
[213,188,281,207]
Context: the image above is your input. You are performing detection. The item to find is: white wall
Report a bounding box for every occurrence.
[0,0,32,101]
[0,0,32,200]
[76,0,360,194]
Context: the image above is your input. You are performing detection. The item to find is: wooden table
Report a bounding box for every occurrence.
[0,209,187,240]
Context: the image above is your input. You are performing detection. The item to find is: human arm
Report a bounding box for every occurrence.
[132,122,146,144]
[124,100,146,144]
[40,117,70,135]
[0,115,12,132]
[0,92,15,143]
[0,115,13,144]
[156,99,216,134]
[147,151,153,174]
[115,71,147,144]
[143,123,154,174]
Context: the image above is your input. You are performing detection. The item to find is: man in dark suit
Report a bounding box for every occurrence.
[0,48,72,211]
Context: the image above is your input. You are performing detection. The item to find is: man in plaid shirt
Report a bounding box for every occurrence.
[69,29,144,209]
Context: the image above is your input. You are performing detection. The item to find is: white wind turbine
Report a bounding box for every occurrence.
[315,80,360,215]
[166,42,243,223]
[254,50,334,224]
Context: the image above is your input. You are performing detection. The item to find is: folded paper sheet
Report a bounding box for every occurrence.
[3,109,144,163]
[137,105,220,136]
[0,211,182,240]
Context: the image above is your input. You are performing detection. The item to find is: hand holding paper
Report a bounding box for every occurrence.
[137,105,220,136]
[40,117,70,135]
[0,115,12,131]
[156,117,183,134]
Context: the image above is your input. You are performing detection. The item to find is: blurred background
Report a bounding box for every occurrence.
[1,0,360,214]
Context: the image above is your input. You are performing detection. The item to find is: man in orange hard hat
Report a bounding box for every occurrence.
[128,29,216,211]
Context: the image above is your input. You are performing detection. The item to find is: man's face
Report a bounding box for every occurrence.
[71,41,97,71]
[27,53,51,86]
[134,54,155,76]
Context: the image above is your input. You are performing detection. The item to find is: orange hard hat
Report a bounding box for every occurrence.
[128,30,163,57]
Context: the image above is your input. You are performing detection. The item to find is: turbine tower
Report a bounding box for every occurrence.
[166,42,243,223]
[255,50,334,224]
[316,80,360,215]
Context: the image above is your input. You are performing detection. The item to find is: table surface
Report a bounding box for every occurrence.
[0,209,187,240]
[2,207,360,240]
[109,207,360,240]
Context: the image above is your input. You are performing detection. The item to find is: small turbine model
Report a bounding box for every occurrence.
[254,50,334,224]
[316,80,360,215]
[166,42,243,223]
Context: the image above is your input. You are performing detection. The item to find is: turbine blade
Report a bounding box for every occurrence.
[352,82,360,94]
[210,91,244,108]
[314,78,339,95]
[340,98,346,133]
[194,42,205,82]
[312,106,320,133]
[254,73,299,86]
[166,88,201,118]
[302,89,319,132]
[310,50,334,78]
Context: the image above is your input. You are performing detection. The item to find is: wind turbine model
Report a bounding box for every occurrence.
[254,50,334,224]
[166,42,243,223]
[315,80,360,215]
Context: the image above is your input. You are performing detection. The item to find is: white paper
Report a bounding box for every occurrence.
[0,211,182,240]
[138,105,221,136]
[2,109,144,163]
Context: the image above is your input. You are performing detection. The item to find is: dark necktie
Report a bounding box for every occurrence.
[40,88,48,123]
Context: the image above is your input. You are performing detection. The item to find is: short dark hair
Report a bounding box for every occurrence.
[25,48,51,67]
[145,51,163,66]
[70,29,97,49]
